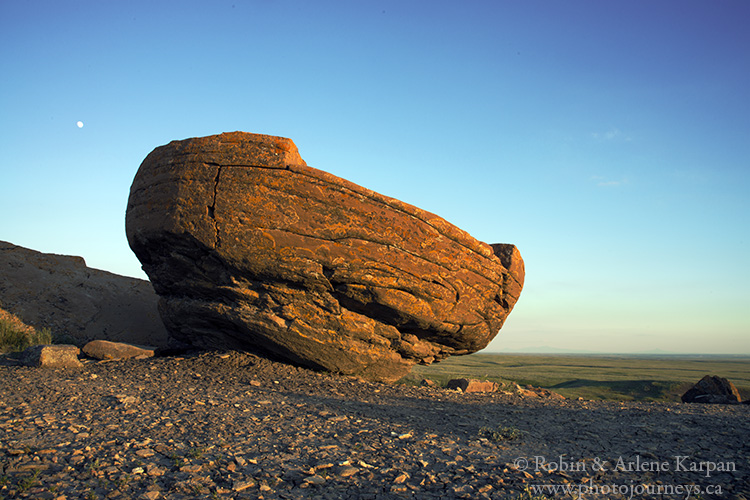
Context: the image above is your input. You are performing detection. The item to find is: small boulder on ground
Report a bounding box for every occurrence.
[21,345,82,369]
[82,340,155,360]
[446,378,499,393]
[511,382,566,399]
[681,375,742,404]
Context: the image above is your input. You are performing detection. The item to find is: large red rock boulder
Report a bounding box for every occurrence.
[125,132,524,382]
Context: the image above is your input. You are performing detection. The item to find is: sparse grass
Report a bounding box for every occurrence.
[478,424,525,442]
[186,446,205,460]
[169,452,184,468]
[85,458,102,475]
[511,487,553,500]
[16,470,41,493]
[0,310,52,353]
[405,353,750,402]
[113,473,131,489]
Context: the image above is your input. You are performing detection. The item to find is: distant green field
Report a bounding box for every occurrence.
[402,353,750,402]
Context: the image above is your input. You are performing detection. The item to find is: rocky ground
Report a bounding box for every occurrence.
[1,351,748,500]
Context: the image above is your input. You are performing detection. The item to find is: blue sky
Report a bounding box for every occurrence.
[2,1,748,354]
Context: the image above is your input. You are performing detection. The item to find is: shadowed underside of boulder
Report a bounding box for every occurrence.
[126,132,524,382]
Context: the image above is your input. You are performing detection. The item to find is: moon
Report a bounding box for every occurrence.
[76,121,84,128]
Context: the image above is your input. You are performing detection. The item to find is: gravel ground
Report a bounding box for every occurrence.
[1,350,748,499]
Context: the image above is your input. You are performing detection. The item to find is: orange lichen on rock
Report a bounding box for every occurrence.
[126,132,524,382]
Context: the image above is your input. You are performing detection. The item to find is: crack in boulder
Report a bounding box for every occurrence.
[206,163,222,249]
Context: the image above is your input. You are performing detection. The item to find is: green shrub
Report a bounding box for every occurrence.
[0,317,52,353]
[511,487,553,500]
[478,424,525,442]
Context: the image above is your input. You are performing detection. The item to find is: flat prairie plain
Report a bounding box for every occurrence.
[405,353,750,402]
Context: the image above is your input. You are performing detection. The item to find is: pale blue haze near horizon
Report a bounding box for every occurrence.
[1,1,748,354]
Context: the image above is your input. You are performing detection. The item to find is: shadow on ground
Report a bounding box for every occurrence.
[549,379,689,401]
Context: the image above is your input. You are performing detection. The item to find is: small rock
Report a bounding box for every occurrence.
[179,464,202,474]
[232,480,256,492]
[453,484,474,495]
[338,466,358,478]
[394,472,410,484]
[83,340,155,360]
[21,345,82,369]
[445,378,498,393]
[304,475,326,485]
[113,395,138,405]
[146,465,166,477]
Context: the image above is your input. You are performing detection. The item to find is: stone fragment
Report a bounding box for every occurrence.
[179,464,203,474]
[511,382,566,399]
[303,475,326,485]
[82,340,155,360]
[232,480,255,492]
[393,472,410,484]
[681,375,742,404]
[21,345,82,369]
[126,132,524,382]
[445,378,499,393]
[146,465,167,477]
[120,395,138,404]
[337,466,359,477]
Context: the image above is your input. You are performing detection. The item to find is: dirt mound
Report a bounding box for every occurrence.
[0,240,169,347]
